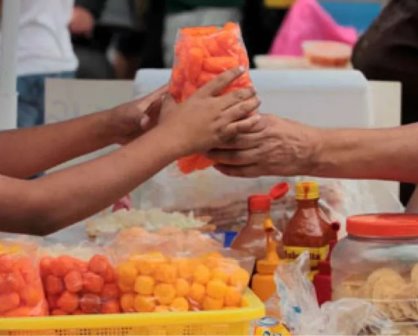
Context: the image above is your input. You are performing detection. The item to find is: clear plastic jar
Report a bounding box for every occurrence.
[331,214,418,328]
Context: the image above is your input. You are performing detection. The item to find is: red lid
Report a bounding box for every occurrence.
[248,195,271,212]
[347,214,418,238]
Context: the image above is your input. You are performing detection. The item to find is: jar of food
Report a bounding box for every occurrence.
[331,214,418,327]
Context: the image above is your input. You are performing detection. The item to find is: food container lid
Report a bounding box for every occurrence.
[248,195,271,212]
[347,214,418,238]
[295,181,319,200]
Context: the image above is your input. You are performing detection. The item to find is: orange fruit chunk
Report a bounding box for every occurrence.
[154,283,176,305]
[57,291,79,314]
[64,270,83,293]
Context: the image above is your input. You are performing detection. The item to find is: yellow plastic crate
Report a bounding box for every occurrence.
[0,290,264,336]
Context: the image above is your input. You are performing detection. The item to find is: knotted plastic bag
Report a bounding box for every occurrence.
[168,22,253,174]
[275,252,393,335]
[269,0,357,56]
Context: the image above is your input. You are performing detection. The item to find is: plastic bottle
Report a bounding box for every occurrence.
[231,183,288,260]
[283,181,334,270]
[252,218,281,302]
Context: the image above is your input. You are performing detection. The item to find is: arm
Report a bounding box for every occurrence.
[0,68,260,235]
[209,114,418,183]
[0,87,166,179]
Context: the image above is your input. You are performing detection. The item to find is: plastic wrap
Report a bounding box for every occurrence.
[168,22,253,174]
[108,228,253,313]
[0,236,47,317]
[40,241,120,315]
[275,252,393,335]
[139,170,403,238]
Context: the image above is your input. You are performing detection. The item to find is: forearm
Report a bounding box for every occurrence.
[0,110,114,178]
[0,127,180,235]
[312,123,418,183]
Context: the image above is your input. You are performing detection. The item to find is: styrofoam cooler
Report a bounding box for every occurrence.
[134,69,373,128]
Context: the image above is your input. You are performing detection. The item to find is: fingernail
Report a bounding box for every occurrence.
[238,66,245,73]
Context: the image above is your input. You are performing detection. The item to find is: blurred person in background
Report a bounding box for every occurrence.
[71,0,164,80]
[0,0,78,128]
[242,0,292,67]
[163,0,244,67]
[351,0,418,207]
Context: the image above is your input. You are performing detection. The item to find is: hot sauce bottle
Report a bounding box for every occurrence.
[283,181,334,270]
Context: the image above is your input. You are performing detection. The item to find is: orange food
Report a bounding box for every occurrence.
[169,22,253,174]
[40,257,53,277]
[189,282,205,305]
[64,270,83,293]
[102,283,119,300]
[45,275,64,295]
[51,255,75,277]
[155,305,169,312]
[134,275,155,295]
[193,264,211,285]
[21,286,43,307]
[170,297,189,312]
[134,295,155,313]
[120,293,135,313]
[88,255,109,276]
[51,309,66,316]
[57,291,79,313]
[0,292,20,313]
[202,296,224,310]
[154,283,176,305]
[117,261,138,286]
[101,299,120,314]
[229,268,250,290]
[80,293,101,314]
[154,264,177,284]
[175,278,190,297]
[207,279,227,300]
[83,272,104,294]
[224,286,242,307]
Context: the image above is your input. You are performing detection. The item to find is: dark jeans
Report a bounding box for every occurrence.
[17,72,75,128]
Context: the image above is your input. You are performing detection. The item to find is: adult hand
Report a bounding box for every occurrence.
[208,114,321,177]
[158,67,261,156]
[70,6,95,36]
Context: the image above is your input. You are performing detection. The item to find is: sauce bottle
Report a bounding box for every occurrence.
[252,218,281,302]
[231,183,288,260]
[283,181,334,270]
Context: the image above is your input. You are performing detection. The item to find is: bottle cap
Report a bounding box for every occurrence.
[248,195,271,212]
[295,181,320,200]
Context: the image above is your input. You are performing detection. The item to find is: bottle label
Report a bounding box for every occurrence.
[253,317,292,336]
[284,245,329,268]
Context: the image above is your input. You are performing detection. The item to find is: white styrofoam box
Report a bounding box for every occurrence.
[134,69,372,128]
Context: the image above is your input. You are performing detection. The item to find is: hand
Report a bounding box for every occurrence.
[107,85,168,144]
[158,68,261,156]
[208,114,321,177]
[70,6,95,36]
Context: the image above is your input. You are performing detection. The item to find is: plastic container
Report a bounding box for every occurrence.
[252,219,281,302]
[331,214,418,325]
[0,289,264,336]
[283,181,335,270]
[302,40,352,68]
[232,183,288,260]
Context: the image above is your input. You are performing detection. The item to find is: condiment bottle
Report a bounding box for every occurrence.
[283,181,334,270]
[252,218,281,301]
[231,183,288,260]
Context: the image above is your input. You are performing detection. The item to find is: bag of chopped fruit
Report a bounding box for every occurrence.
[108,227,254,313]
[169,22,254,175]
[0,234,47,317]
[39,240,120,316]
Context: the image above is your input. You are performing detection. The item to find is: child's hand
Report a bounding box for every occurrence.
[107,85,167,144]
[158,67,261,156]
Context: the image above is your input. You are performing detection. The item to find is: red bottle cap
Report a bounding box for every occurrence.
[248,195,271,212]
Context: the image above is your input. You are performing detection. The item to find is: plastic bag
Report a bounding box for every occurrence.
[139,168,403,238]
[40,241,120,315]
[168,22,253,174]
[108,228,253,313]
[0,236,47,317]
[269,0,357,56]
[275,252,393,335]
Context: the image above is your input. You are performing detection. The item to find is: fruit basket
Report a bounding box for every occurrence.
[0,289,264,336]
